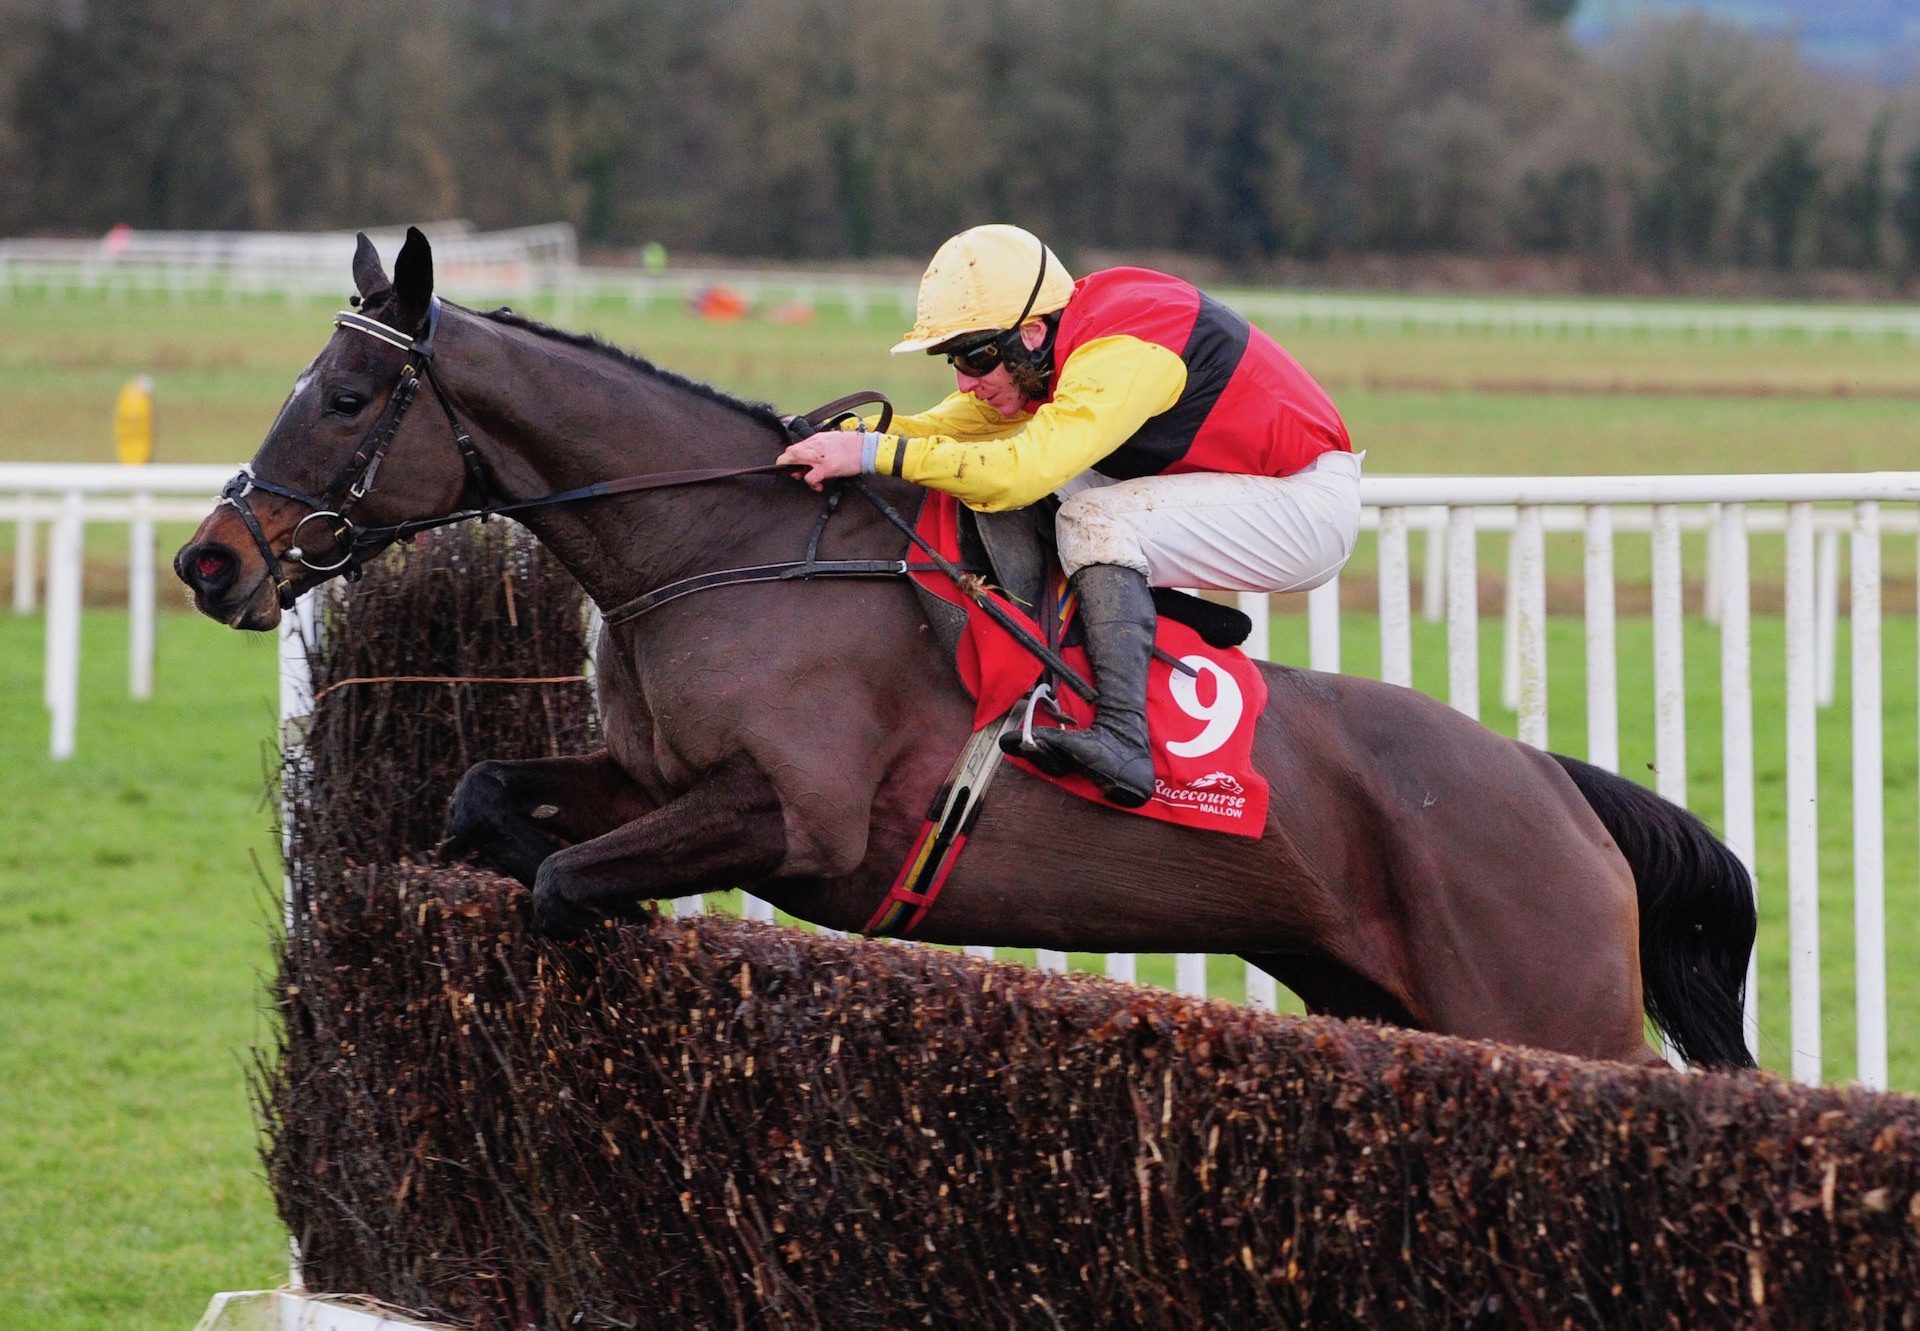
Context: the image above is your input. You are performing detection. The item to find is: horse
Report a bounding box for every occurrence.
[175,228,1757,1072]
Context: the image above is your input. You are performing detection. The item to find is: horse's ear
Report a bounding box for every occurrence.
[351,232,389,301]
[393,226,435,334]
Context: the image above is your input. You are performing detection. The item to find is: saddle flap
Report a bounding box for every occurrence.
[967,503,1054,620]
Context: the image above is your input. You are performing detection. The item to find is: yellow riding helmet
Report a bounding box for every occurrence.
[890,224,1076,355]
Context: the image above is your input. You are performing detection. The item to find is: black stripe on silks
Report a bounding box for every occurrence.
[1093,293,1250,480]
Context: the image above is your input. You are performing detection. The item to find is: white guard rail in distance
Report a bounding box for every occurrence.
[7,463,233,758]
[0,222,579,307]
[10,229,1920,342]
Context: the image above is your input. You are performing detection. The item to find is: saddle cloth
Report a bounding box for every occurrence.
[910,492,1270,838]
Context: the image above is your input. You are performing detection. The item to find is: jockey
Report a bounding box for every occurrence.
[777,224,1360,808]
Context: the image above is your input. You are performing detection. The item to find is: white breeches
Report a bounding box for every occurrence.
[1054,450,1364,593]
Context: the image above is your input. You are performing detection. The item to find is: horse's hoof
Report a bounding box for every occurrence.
[532,877,598,940]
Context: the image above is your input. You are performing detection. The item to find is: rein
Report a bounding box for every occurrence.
[218,300,878,609]
[223,310,1088,697]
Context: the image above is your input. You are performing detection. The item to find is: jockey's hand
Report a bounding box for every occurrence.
[775,431,866,491]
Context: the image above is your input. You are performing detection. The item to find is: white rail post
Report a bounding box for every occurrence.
[1851,502,1886,1089]
[1037,950,1067,974]
[1651,504,1687,806]
[1815,527,1840,708]
[1176,953,1207,998]
[1784,502,1821,1084]
[1583,506,1618,772]
[1421,514,1445,622]
[1445,507,1478,719]
[1377,507,1413,688]
[1243,963,1276,1011]
[129,489,155,699]
[1501,530,1520,712]
[276,589,320,1289]
[1235,591,1271,660]
[12,512,35,613]
[1716,505,1758,1061]
[46,491,84,760]
[1106,953,1137,984]
[1307,576,1340,673]
[1513,506,1547,748]
[1701,504,1721,625]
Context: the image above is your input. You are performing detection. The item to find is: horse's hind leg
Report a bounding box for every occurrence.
[443,750,655,887]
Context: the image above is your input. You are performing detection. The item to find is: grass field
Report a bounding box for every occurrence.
[7,287,1920,473]
[3,286,1919,1328]
[0,612,286,1329]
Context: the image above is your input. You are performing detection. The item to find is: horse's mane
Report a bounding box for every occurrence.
[478,306,787,433]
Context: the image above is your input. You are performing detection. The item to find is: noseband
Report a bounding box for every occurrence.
[220,296,488,607]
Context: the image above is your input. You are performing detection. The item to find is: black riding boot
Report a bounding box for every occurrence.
[1029,563,1157,808]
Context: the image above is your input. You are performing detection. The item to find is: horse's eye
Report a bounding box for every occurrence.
[328,391,366,416]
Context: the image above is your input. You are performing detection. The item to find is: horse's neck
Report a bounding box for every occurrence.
[447,324,818,611]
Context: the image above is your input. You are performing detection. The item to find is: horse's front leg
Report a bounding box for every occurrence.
[444,750,656,888]
[532,757,787,939]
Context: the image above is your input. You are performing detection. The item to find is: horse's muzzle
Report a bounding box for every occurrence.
[173,539,282,630]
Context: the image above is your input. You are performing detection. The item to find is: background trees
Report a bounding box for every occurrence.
[3,0,1916,280]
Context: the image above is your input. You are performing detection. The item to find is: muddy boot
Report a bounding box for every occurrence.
[1028,564,1157,808]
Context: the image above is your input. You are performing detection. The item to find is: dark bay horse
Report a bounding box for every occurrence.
[176,229,1757,1071]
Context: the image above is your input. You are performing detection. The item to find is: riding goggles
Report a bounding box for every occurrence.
[944,330,1015,377]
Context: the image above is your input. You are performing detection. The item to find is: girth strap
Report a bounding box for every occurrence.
[863,706,1021,938]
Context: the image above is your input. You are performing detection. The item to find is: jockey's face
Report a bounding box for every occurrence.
[952,319,1049,419]
[955,362,1030,418]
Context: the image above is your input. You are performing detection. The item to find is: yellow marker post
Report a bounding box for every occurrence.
[114,375,155,465]
[115,375,157,699]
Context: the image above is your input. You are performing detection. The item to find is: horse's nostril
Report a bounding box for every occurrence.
[178,543,237,594]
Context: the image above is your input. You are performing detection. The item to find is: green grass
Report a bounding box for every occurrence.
[0,611,286,1330]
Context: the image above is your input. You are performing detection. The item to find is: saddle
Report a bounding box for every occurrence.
[908,497,1256,665]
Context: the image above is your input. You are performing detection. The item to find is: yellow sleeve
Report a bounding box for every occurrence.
[870,336,1187,512]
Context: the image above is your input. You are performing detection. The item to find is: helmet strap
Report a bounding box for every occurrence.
[1010,246,1049,330]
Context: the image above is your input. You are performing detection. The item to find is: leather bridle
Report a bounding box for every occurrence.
[218,296,810,610]
[219,296,488,607]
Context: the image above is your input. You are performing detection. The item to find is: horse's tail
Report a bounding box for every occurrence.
[1549,753,1758,1071]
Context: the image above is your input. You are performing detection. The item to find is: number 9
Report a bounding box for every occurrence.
[1165,656,1244,759]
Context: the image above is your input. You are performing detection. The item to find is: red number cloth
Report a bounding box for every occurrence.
[913,494,1269,838]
